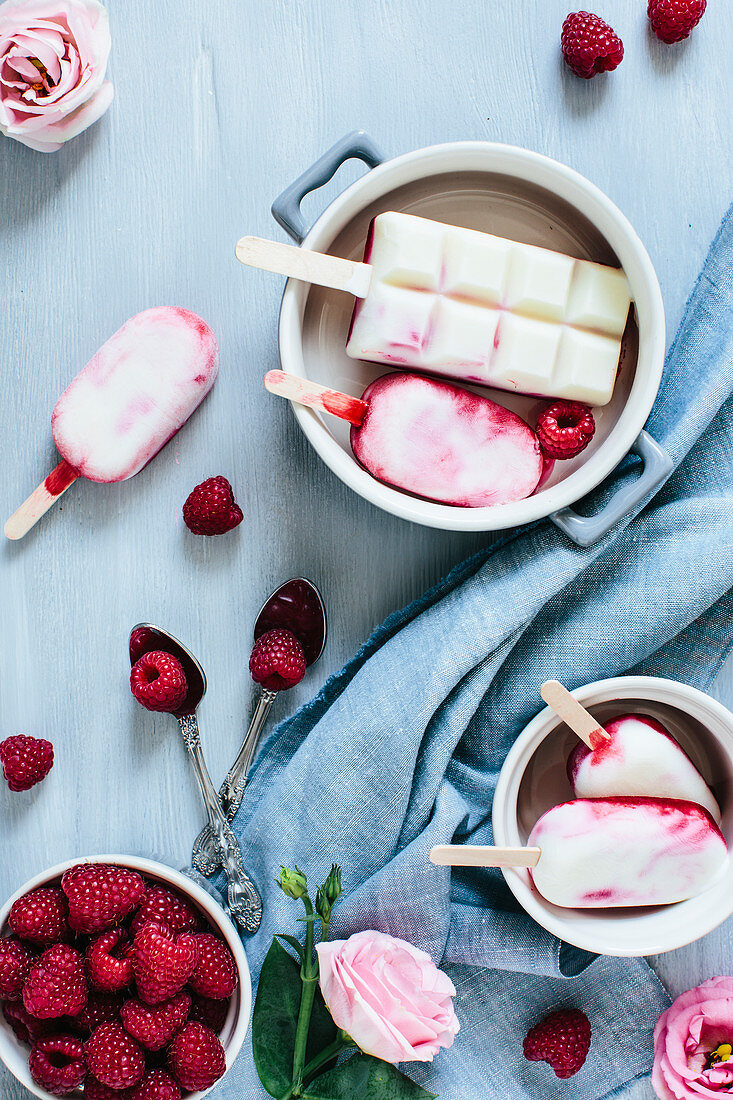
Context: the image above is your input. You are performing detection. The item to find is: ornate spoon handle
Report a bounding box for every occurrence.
[178,715,262,933]
[191,688,277,876]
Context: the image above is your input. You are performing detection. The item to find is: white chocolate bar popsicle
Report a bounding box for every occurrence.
[430,796,728,908]
[264,370,542,508]
[236,212,631,405]
[5,308,219,539]
[568,713,721,822]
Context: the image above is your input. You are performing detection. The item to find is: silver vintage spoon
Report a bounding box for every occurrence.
[129,623,263,934]
[191,578,326,876]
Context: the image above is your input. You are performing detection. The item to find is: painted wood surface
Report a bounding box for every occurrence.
[1,1,732,1096]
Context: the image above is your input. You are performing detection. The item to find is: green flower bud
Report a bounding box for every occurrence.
[277,865,308,900]
[315,864,342,922]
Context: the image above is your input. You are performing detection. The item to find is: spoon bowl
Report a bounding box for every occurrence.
[129,623,206,713]
[254,577,327,665]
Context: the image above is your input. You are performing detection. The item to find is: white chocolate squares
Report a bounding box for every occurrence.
[347,212,632,406]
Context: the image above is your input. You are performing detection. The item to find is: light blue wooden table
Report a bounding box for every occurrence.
[2,1,732,1096]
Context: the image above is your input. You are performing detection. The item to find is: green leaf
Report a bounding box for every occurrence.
[275,933,305,963]
[302,1053,437,1100]
[252,937,337,1098]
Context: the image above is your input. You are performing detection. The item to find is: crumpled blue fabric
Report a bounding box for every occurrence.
[206,203,733,1100]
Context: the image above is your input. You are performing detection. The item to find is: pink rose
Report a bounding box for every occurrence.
[0,0,112,152]
[316,930,459,1064]
[653,977,733,1099]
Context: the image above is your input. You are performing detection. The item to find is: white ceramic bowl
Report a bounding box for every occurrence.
[276,138,667,537]
[492,677,733,957]
[0,855,252,1100]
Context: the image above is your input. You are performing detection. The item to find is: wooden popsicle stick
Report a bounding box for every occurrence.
[540,680,610,750]
[5,459,78,541]
[430,845,542,868]
[264,370,368,427]
[235,236,372,298]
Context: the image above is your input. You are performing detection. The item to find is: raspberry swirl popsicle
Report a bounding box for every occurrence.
[528,797,728,908]
[6,308,218,539]
[264,370,543,508]
[568,713,721,822]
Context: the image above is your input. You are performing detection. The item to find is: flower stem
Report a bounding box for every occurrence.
[277,1038,354,1100]
[291,896,317,1095]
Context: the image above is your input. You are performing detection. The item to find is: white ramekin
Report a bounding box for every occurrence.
[492,677,733,957]
[0,855,251,1100]
[276,138,667,538]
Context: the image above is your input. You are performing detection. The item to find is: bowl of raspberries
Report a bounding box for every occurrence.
[0,855,251,1099]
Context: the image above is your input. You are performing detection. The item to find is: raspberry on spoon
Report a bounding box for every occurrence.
[182,476,243,535]
[536,400,595,460]
[130,651,188,713]
[561,11,624,78]
[249,628,306,691]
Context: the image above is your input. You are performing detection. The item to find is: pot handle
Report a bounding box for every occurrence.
[271,130,384,244]
[550,430,673,547]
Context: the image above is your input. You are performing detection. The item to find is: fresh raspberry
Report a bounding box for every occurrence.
[130,887,203,937]
[0,734,54,791]
[8,886,70,945]
[121,992,190,1051]
[523,1008,591,1079]
[0,937,34,999]
[61,862,145,934]
[168,1021,226,1091]
[132,922,198,1005]
[182,476,243,536]
[86,1076,136,1100]
[536,400,595,460]
[249,628,306,692]
[647,0,705,42]
[23,944,87,1019]
[75,991,123,1034]
[189,993,229,1033]
[85,1022,145,1091]
[2,999,55,1044]
[561,12,624,78]
[188,934,238,1000]
[131,1068,182,1100]
[130,652,188,714]
[29,1034,86,1095]
[87,929,135,992]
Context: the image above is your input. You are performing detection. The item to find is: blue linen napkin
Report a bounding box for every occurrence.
[207,203,733,1100]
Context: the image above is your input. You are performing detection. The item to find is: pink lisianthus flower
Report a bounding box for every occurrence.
[316,930,459,1064]
[0,0,112,152]
[653,977,733,1099]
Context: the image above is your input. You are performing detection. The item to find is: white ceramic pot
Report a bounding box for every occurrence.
[273,132,670,544]
[0,855,251,1100]
[492,677,733,956]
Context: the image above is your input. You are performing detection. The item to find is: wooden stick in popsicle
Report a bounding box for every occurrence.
[236,237,372,297]
[264,369,367,426]
[5,460,78,541]
[430,845,541,868]
[539,680,610,750]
